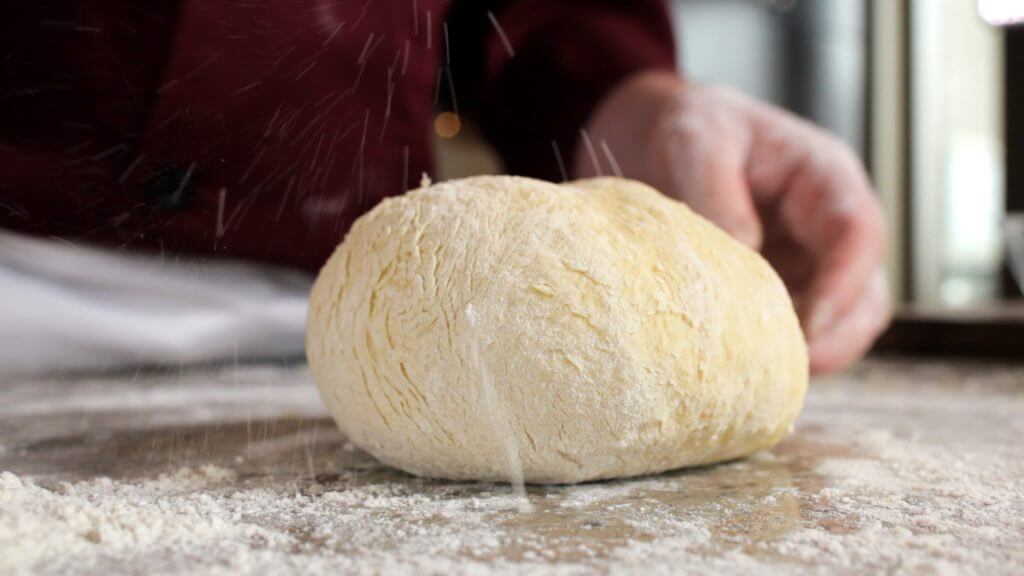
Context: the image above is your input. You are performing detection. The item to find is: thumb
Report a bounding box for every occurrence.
[657,125,763,249]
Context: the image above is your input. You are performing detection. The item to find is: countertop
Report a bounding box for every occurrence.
[1,358,1022,575]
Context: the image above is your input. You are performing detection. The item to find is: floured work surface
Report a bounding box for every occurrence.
[1,358,1022,575]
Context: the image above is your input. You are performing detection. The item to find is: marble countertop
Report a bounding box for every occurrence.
[1,358,1022,574]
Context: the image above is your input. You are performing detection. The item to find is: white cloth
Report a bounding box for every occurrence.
[0,230,313,377]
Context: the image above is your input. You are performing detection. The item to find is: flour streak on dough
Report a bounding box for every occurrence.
[307,176,808,483]
[462,303,530,506]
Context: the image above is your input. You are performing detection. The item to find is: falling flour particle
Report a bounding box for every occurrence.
[462,303,530,509]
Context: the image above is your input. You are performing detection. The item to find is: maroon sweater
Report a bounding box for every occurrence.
[0,1,675,271]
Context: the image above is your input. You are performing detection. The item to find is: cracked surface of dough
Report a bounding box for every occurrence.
[307,176,808,483]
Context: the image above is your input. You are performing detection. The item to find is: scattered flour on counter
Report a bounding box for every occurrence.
[2,359,1022,575]
[1,464,590,575]
[0,466,284,573]
[786,427,1022,573]
[2,425,1022,576]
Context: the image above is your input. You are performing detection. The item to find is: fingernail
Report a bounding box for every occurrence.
[808,300,835,338]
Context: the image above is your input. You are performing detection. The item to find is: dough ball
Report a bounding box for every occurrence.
[307,176,808,484]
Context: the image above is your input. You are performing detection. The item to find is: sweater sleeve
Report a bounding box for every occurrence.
[446,0,677,181]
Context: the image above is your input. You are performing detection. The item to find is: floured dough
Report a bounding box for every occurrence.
[307,176,808,483]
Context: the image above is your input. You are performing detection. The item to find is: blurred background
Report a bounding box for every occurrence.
[435,0,1024,357]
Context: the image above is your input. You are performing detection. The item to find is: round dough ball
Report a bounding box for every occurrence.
[307,176,808,484]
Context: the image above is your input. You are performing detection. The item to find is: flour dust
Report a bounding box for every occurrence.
[463,304,530,510]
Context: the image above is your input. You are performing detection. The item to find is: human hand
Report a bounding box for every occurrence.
[575,71,890,375]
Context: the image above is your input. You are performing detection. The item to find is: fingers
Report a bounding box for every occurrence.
[579,78,765,249]
[652,111,764,249]
[782,150,886,340]
[688,138,764,249]
[740,94,887,342]
[583,78,890,373]
[809,268,892,375]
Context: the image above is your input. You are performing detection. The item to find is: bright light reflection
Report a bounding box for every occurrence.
[979,0,1024,26]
